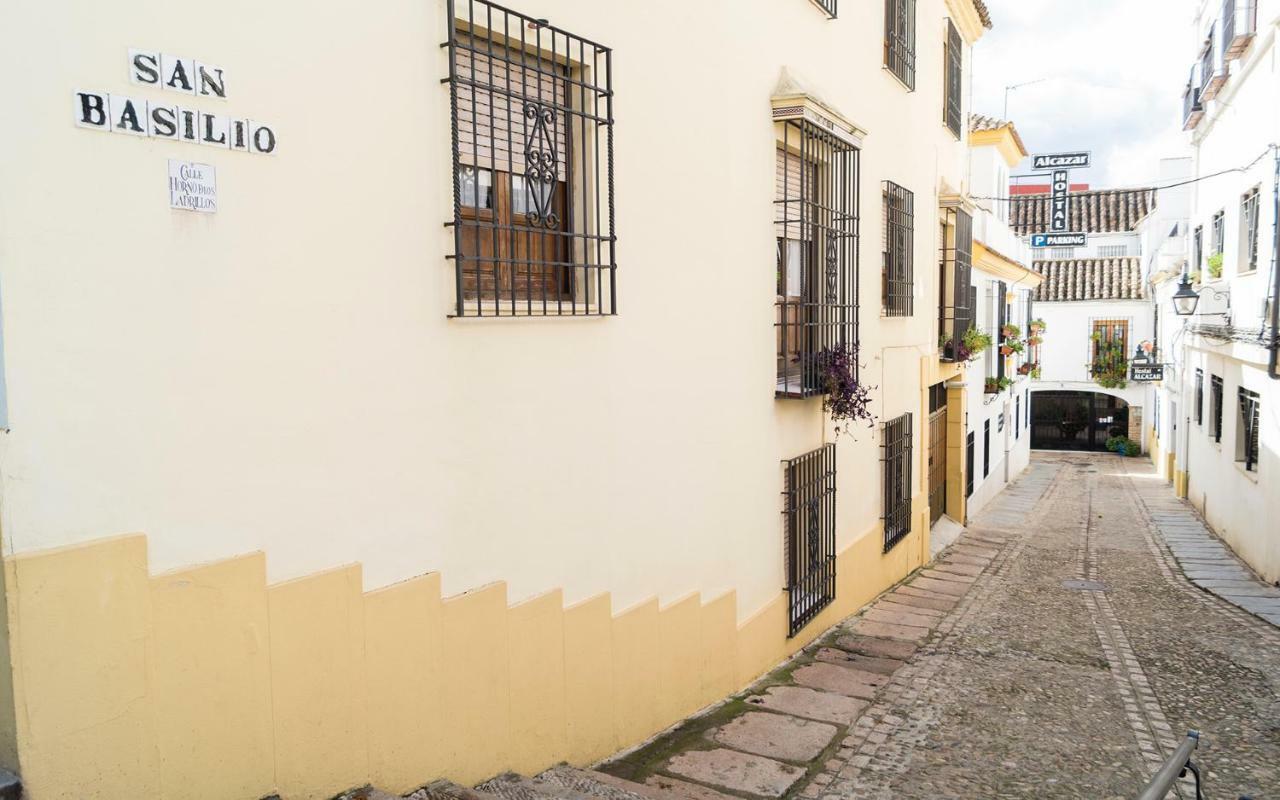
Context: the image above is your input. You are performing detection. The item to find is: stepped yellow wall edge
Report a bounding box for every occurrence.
[0,510,926,800]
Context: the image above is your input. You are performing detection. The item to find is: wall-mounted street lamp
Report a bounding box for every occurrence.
[1171,274,1200,316]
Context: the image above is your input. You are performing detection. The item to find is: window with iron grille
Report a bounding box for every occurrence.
[943,19,962,136]
[1195,368,1204,425]
[885,0,917,90]
[1193,226,1203,273]
[1048,247,1076,260]
[1211,210,1225,255]
[776,119,861,398]
[1241,187,1260,272]
[965,431,975,497]
[1089,318,1129,376]
[1210,374,1224,443]
[1015,395,1021,440]
[810,0,838,18]
[1237,387,1260,471]
[445,0,616,317]
[983,419,990,477]
[938,208,972,361]
[882,182,914,316]
[1098,244,1129,258]
[782,444,837,637]
[882,413,913,552]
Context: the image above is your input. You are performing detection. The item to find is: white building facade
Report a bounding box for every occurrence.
[1173,0,1279,583]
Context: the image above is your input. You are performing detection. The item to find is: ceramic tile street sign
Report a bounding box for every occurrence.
[168,160,216,213]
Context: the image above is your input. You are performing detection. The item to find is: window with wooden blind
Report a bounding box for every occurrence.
[775,118,861,398]
[885,0,917,90]
[1195,368,1204,425]
[783,444,837,637]
[1237,387,1260,471]
[446,0,616,317]
[1210,374,1224,443]
[1241,187,1260,272]
[882,413,913,552]
[1089,318,1129,375]
[943,19,962,136]
[882,181,914,316]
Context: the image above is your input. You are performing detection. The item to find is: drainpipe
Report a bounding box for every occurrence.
[1269,146,1280,378]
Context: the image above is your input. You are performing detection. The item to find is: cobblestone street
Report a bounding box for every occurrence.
[595,453,1280,800]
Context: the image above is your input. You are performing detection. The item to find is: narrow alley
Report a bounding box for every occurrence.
[568,453,1280,800]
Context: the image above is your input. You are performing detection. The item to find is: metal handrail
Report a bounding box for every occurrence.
[1136,731,1201,800]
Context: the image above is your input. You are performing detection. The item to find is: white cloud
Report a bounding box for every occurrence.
[973,0,1198,188]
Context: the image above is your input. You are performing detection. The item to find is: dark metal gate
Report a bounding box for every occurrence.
[928,383,948,524]
[1030,391,1130,451]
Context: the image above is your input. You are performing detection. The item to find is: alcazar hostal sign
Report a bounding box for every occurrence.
[75,49,276,154]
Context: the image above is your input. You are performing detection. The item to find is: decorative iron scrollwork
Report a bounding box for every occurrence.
[523,100,559,228]
[824,236,839,303]
[805,497,821,564]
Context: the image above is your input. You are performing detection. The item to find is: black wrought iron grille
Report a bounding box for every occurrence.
[883,0,917,89]
[1193,226,1203,272]
[965,431,975,497]
[1242,187,1260,271]
[882,413,913,552]
[938,208,973,361]
[1239,387,1260,471]
[943,20,962,136]
[1212,210,1225,255]
[446,0,616,317]
[783,444,837,637]
[775,119,860,398]
[1195,368,1204,425]
[1211,375,1224,443]
[982,419,990,477]
[812,0,838,18]
[996,281,1008,383]
[882,181,914,316]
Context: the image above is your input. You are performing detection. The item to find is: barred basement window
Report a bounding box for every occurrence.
[1237,388,1260,471]
[885,0,917,90]
[776,119,860,397]
[938,207,972,360]
[882,413,913,552]
[446,0,616,317]
[943,19,962,136]
[810,0,838,18]
[1195,368,1204,426]
[1241,187,1260,272]
[1210,374,1224,443]
[783,444,837,637]
[882,182,914,316]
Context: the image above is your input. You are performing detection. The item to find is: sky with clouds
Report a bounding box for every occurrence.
[971,0,1197,190]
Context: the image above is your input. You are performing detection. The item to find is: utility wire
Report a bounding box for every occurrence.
[972,144,1279,203]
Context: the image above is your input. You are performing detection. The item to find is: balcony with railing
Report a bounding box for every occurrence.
[1200,25,1227,101]
[1223,0,1258,60]
[1182,67,1204,130]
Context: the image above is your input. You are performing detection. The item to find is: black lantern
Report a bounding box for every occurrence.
[1171,274,1200,317]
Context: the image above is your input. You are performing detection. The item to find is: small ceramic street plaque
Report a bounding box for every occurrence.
[168,159,216,213]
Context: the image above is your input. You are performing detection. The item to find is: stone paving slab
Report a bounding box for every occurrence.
[832,635,918,661]
[905,576,969,596]
[745,686,869,725]
[862,607,938,628]
[813,647,905,675]
[709,712,837,762]
[932,562,986,577]
[792,662,890,699]
[847,619,930,642]
[887,588,958,611]
[642,775,740,800]
[874,599,945,618]
[663,749,803,798]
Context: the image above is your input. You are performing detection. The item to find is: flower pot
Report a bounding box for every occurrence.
[1000,346,1014,356]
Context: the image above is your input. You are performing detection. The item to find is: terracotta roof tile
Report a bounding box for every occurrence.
[1032,258,1146,302]
[972,0,993,29]
[1011,188,1156,235]
[969,114,1027,156]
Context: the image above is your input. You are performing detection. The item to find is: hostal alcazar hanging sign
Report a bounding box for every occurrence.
[74,50,276,154]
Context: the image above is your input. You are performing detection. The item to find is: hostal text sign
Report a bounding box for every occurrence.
[74,49,276,154]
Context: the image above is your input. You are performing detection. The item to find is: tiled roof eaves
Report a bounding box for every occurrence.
[1032,258,1147,302]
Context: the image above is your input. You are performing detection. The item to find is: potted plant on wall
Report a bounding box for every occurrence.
[813,342,876,436]
[1029,318,1046,334]
[1001,322,1021,340]
[1206,252,1224,280]
[961,328,993,362]
[1001,339,1025,357]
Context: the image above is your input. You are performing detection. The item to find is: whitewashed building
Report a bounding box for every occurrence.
[961,117,1041,518]
[1171,0,1279,583]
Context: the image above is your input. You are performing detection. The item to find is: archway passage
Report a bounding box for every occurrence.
[1031,391,1130,451]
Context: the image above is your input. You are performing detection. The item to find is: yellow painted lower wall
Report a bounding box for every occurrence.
[0,508,926,800]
